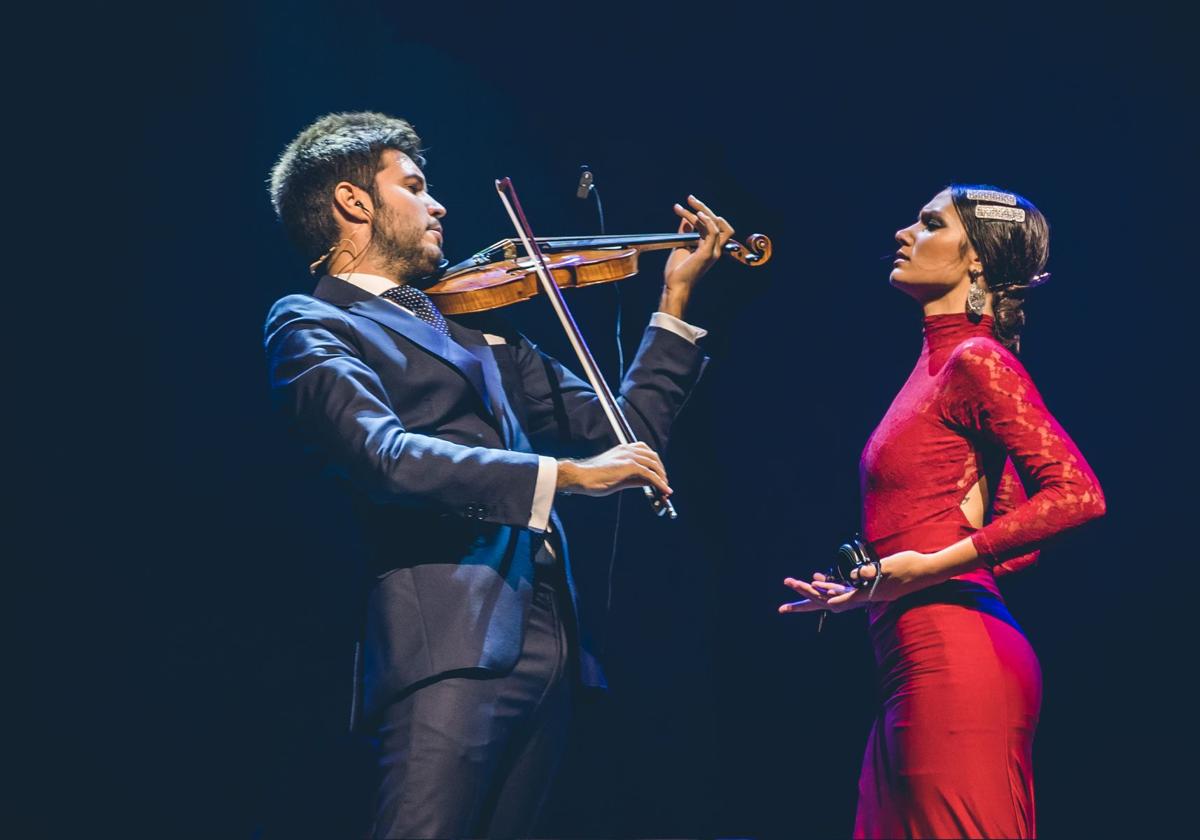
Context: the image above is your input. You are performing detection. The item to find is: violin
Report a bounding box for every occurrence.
[457,178,772,518]
[425,230,772,315]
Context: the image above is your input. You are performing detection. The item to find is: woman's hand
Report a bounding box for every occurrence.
[843,550,930,603]
[778,550,956,614]
[778,572,862,614]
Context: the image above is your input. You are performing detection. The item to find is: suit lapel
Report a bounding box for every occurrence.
[457,339,525,450]
[313,276,496,426]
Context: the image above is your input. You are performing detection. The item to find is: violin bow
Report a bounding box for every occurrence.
[494,177,677,519]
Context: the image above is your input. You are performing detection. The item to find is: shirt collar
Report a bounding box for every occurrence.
[333,272,399,297]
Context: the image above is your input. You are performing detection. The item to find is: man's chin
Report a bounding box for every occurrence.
[408,255,449,289]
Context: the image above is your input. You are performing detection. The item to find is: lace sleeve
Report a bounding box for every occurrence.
[989,459,1039,576]
[942,339,1106,564]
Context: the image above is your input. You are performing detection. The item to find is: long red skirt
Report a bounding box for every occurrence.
[854,590,1042,839]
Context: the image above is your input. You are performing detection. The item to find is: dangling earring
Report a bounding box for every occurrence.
[966,271,987,320]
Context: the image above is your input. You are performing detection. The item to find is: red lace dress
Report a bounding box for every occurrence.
[853,314,1105,839]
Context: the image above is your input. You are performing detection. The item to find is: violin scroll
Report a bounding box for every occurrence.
[724,233,773,267]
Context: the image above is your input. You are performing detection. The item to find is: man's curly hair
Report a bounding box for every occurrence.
[269,112,425,259]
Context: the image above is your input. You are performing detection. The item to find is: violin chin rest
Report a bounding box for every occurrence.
[414,258,452,288]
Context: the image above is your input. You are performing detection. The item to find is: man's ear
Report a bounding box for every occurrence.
[333,182,373,223]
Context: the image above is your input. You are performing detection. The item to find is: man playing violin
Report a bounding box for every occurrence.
[264,111,732,838]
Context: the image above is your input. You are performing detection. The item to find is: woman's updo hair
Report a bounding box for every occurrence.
[949,184,1050,353]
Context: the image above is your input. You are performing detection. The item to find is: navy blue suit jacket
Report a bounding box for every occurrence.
[265,275,706,724]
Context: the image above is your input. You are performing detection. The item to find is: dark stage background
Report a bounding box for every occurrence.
[21,3,1191,837]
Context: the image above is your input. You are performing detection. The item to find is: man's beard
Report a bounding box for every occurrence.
[370,202,443,285]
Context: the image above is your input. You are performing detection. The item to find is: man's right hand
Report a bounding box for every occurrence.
[556,442,671,498]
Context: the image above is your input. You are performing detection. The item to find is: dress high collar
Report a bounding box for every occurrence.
[923,313,995,354]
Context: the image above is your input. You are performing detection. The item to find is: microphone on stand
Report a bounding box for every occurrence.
[576,166,594,199]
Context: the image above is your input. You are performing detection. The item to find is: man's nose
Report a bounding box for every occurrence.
[427,196,446,218]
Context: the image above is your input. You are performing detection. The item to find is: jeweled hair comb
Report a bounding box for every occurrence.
[975,205,1027,223]
[966,189,1018,206]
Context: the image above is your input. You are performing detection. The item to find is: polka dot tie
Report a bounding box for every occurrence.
[379,284,450,337]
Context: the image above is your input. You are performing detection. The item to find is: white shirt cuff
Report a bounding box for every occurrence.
[528,456,557,533]
[650,311,707,343]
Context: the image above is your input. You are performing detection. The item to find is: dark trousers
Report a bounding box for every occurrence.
[368,571,572,839]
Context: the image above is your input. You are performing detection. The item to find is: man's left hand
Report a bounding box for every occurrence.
[659,195,734,318]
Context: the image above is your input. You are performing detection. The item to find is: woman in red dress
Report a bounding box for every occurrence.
[780,185,1106,838]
